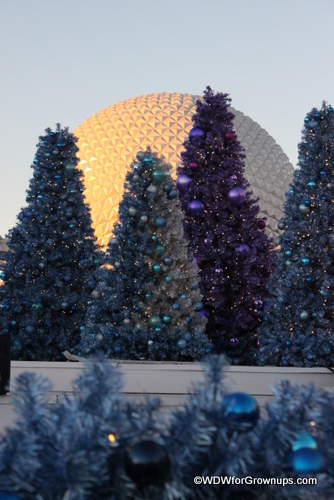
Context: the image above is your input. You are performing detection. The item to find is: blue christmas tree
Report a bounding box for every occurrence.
[0,125,101,361]
[258,103,334,367]
[78,149,208,361]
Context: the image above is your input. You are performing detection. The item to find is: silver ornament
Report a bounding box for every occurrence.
[114,261,121,269]
[133,174,140,181]
[140,215,148,224]
[91,290,101,300]
[123,318,131,325]
[110,237,118,245]
[128,206,137,216]
[96,333,104,341]
[147,184,158,194]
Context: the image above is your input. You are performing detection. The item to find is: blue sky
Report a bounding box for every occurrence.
[1,0,334,236]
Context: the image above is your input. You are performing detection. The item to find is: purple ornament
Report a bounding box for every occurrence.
[189,162,198,170]
[193,256,200,266]
[228,174,237,185]
[254,299,263,309]
[228,187,246,206]
[225,130,235,140]
[200,310,210,318]
[189,127,206,144]
[236,244,250,254]
[230,338,239,347]
[187,200,204,217]
[204,236,213,246]
[176,174,192,192]
[258,220,266,229]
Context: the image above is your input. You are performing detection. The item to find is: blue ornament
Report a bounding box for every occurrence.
[70,189,76,193]
[285,237,291,243]
[304,116,310,123]
[57,142,64,148]
[195,302,203,311]
[180,293,187,299]
[151,235,157,242]
[306,277,312,283]
[304,200,310,206]
[164,184,171,192]
[320,170,327,177]
[285,250,292,257]
[301,258,309,265]
[172,303,180,310]
[165,276,172,283]
[135,306,140,312]
[0,494,20,500]
[307,181,316,188]
[286,340,292,347]
[163,257,172,266]
[315,112,321,120]
[305,120,318,129]
[177,339,187,349]
[168,189,178,199]
[162,315,171,324]
[155,217,166,228]
[288,189,294,194]
[153,264,161,273]
[189,126,206,144]
[205,347,211,354]
[45,152,51,157]
[114,332,120,338]
[223,392,260,431]
[80,325,85,331]
[292,432,317,452]
[114,345,121,354]
[281,359,289,366]
[33,157,39,164]
[299,203,309,214]
[145,293,152,299]
[187,315,192,324]
[328,106,334,113]
[144,156,153,163]
[54,174,61,179]
[321,196,327,201]
[287,448,326,474]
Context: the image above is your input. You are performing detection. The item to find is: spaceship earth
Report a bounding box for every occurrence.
[74,92,294,248]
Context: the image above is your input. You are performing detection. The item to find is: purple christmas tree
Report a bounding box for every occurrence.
[177,87,275,364]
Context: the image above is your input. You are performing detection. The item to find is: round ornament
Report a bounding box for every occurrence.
[189,161,198,170]
[187,200,204,217]
[165,276,172,283]
[287,448,326,475]
[91,290,101,300]
[114,345,121,354]
[204,236,213,246]
[155,245,166,256]
[228,174,237,184]
[228,187,246,206]
[123,318,131,325]
[153,264,161,273]
[147,184,158,195]
[152,169,165,183]
[124,440,170,486]
[301,258,309,265]
[128,207,137,216]
[164,184,171,192]
[172,303,180,310]
[162,315,171,324]
[299,203,310,214]
[236,244,250,254]
[180,293,187,299]
[25,325,35,335]
[189,127,205,144]
[133,174,140,182]
[299,310,309,321]
[176,174,192,192]
[149,315,161,327]
[254,299,263,309]
[65,163,76,176]
[145,293,152,299]
[292,432,317,452]
[225,131,234,140]
[144,156,153,164]
[258,220,266,229]
[163,257,172,266]
[155,217,166,228]
[277,221,285,230]
[223,392,259,430]
[195,302,203,312]
[168,189,178,199]
[136,151,145,161]
[114,262,121,269]
[177,339,187,349]
[32,302,43,314]
[230,338,239,347]
[307,181,316,189]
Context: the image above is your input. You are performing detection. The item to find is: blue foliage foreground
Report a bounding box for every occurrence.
[0,357,333,499]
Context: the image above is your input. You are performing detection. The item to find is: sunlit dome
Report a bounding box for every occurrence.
[74,92,294,248]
